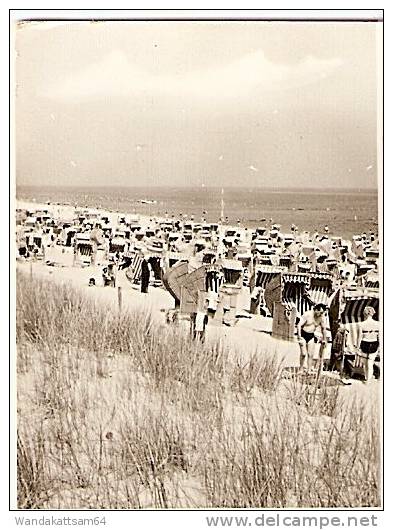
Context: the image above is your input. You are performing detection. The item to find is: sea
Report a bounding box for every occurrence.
[16,186,379,240]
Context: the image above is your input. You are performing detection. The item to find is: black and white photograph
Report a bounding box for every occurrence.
[11,10,383,513]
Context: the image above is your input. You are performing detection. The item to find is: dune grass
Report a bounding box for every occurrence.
[16,272,380,509]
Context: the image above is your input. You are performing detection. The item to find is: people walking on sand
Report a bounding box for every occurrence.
[297,304,328,373]
[250,285,262,315]
[328,324,351,384]
[140,256,151,294]
[194,310,208,343]
[356,306,379,383]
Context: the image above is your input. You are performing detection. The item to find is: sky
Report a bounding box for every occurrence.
[15,20,380,189]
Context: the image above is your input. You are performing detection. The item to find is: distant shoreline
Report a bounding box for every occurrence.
[16,185,378,240]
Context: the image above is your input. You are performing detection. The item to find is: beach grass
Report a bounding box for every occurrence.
[16,272,380,509]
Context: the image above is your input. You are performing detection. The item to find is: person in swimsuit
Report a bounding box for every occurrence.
[356,306,379,383]
[297,304,328,372]
[328,324,352,384]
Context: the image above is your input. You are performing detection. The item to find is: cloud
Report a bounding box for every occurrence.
[41,49,343,102]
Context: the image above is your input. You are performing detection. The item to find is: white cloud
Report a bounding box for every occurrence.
[41,49,343,102]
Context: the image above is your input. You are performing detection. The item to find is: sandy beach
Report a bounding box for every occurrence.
[16,257,380,404]
[16,199,158,232]
[14,17,382,510]
[15,197,379,377]
[16,259,290,360]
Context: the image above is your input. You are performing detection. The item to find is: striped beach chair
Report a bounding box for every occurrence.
[205,268,224,293]
[125,254,144,284]
[251,265,286,291]
[263,271,335,341]
[329,287,379,352]
[281,272,334,317]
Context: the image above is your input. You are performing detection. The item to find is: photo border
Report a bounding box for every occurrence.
[8,7,385,517]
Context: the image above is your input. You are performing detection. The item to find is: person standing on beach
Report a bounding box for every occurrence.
[328,324,352,384]
[140,256,150,294]
[194,310,208,342]
[356,306,379,383]
[297,304,328,372]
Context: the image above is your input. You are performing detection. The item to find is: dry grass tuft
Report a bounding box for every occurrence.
[16,272,381,509]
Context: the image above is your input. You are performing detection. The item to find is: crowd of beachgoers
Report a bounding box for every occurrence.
[15,199,380,383]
